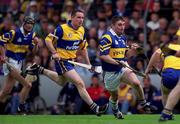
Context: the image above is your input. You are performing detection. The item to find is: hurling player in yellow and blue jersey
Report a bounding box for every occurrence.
[145,29,180,121]
[99,16,157,119]
[26,9,108,116]
[0,16,39,113]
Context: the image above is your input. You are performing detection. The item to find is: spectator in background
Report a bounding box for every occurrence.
[7,0,20,24]
[25,1,39,20]
[39,47,53,70]
[151,90,163,114]
[150,1,163,18]
[87,38,101,66]
[97,19,107,39]
[103,0,113,20]
[0,17,13,35]
[147,13,160,30]
[85,74,109,114]
[87,27,98,39]
[57,82,81,114]
[52,11,60,26]
[61,1,74,22]
[130,10,140,29]
[167,22,178,38]
[155,18,168,39]
[142,76,158,103]
[137,33,145,44]
[34,18,49,39]
[160,33,170,44]
[170,10,179,25]
[118,83,134,114]
[172,0,180,10]
[87,74,108,105]
[113,0,130,17]
[124,17,135,40]
[91,7,107,28]
[134,59,145,73]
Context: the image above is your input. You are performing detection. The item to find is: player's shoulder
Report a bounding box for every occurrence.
[168,43,180,51]
[101,31,112,42]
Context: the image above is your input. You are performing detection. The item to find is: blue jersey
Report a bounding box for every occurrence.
[0,28,36,61]
[99,29,128,72]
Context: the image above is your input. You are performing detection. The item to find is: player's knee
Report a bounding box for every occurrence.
[75,81,85,89]
[23,82,32,89]
[131,80,141,88]
[110,94,118,101]
[1,89,11,95]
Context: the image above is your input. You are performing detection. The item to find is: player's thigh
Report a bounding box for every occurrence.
[121,68,140,85]
[161,83,171,96]
[56,75,67,86]
[1,75,16,93]
[63,69,84,86]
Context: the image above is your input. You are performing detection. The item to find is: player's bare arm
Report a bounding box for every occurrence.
[32,37,40,55]
[80,48,91,65]
[125,43,140,58]
[0,45,6,64]
[45,36,59,60]
[175,50,180,57]
[145,49,162,74]
[99,55,119,65]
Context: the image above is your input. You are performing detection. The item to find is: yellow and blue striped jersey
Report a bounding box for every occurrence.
[45,21,87,59]
[99,29,128,71]
[176,28,180,36]
[163,44,180,70]
[0,28,36,61]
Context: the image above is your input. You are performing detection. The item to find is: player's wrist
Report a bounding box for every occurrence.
[52,51,57,55]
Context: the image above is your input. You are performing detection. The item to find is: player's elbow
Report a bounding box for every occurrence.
[99,55,106,61]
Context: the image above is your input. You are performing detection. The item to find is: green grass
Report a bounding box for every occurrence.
[0,115,180,124]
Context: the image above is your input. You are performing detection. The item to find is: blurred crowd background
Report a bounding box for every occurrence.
[0,0,180,115]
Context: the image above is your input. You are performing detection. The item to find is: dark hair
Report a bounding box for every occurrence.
[91,74,99,79]
[111,15,125,25]
[71,9,85,17]
[23,16,35,24]
[143,75,151,82]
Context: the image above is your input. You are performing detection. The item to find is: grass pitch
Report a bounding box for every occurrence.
[0,114,180,124]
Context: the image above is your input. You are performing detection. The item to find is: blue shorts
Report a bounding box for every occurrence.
[55,60,74,75]
[162,68,180,89]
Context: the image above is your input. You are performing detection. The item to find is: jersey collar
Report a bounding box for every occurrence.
[20,27,31,37]
[109,28,122,37]
[67,20,79,30]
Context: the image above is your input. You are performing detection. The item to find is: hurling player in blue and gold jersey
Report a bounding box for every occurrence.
[145,28,180,121]
[99,16,157,119]
[25,9,108,116]
[0,16,39,113]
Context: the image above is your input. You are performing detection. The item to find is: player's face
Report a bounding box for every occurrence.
[113,20,125,35]
[71,12,84,28]
[23,23,34,33]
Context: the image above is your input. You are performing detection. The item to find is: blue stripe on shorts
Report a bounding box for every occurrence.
[55,60,74,75]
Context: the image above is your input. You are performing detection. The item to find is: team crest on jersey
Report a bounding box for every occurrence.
[121,40,126,45]
[17,38,22,42]
[68,33,73,38]
[115,40,119,45]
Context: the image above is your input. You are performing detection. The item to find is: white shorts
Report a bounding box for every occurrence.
[3,58,23,76]
[104,67,127,91]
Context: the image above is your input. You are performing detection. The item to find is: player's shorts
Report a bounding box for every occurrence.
[103,67,127,91]
[55,60,75,75]
[3,58,23,76]
[162,68,180,89]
